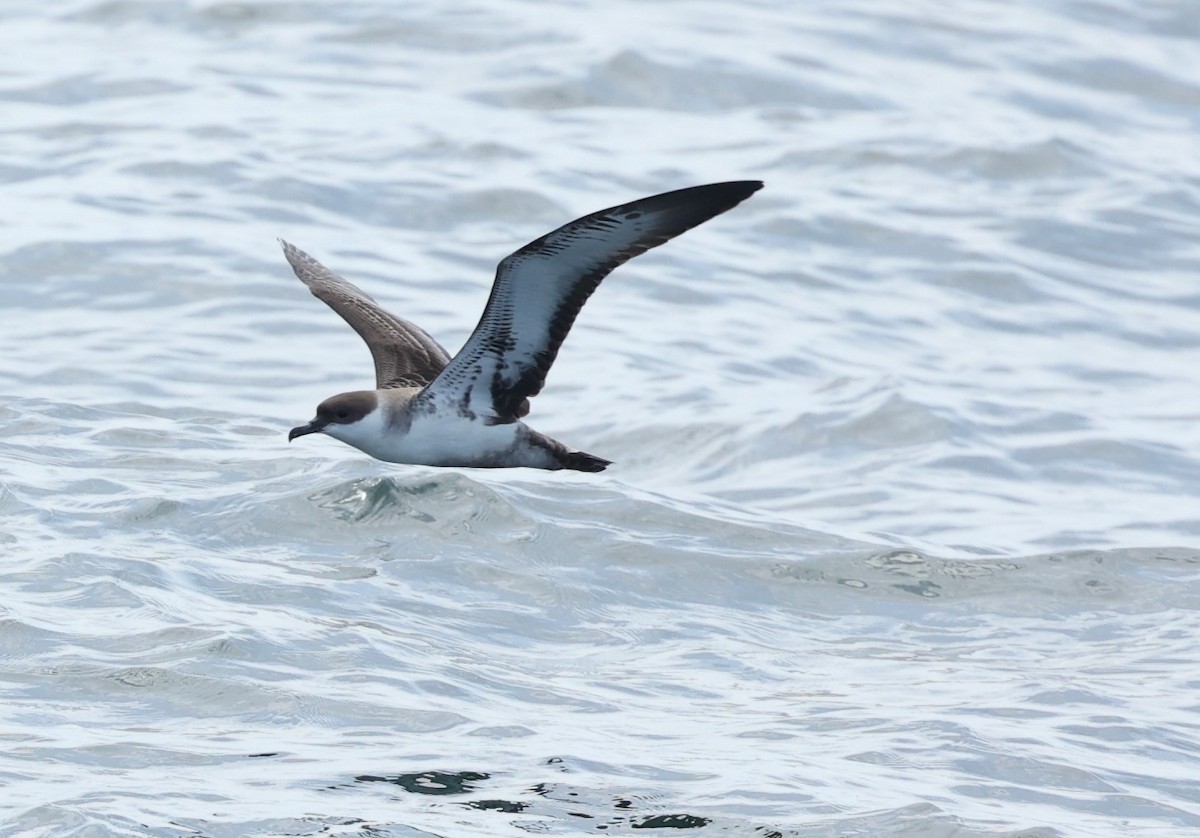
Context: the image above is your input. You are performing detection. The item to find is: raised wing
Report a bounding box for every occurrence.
[280,240,451,389]
[418,181,763,421]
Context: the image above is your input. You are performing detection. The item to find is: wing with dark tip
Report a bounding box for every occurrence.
[280,240,452,389]
[417,181,763,421]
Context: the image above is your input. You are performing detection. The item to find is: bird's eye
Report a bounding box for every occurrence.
[336,410,348,420]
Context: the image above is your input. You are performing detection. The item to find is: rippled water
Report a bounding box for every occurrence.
[2,1,1200,836]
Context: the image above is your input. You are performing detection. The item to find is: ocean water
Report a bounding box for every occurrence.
[2,1,1199,835]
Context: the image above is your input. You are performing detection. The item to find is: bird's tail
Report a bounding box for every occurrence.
[524,427,611,472]
[557,449,612,473]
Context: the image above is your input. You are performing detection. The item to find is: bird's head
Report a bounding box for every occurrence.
[289,391,380,446]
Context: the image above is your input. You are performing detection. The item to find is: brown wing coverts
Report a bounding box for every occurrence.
[280,241,451,389]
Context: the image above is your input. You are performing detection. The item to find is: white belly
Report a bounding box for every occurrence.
[380,413,520,466]
[325,408,552,469]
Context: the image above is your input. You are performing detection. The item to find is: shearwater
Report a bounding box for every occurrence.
[284,181,763,471]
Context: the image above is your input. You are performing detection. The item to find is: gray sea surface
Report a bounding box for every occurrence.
[2,1,1200,836]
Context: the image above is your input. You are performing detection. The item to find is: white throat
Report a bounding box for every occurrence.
[322,405,393,459]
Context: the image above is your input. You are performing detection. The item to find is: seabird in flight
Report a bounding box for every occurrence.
[284,180,763,472]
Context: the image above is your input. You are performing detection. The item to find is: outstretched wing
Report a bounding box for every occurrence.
[418,181,763,421]
[280,240,451,389]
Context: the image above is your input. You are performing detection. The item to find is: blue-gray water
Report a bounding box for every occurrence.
[2,2,1200,836]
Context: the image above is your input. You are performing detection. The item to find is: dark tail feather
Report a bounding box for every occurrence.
[558,449,611,473]
[527,428,611,472]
